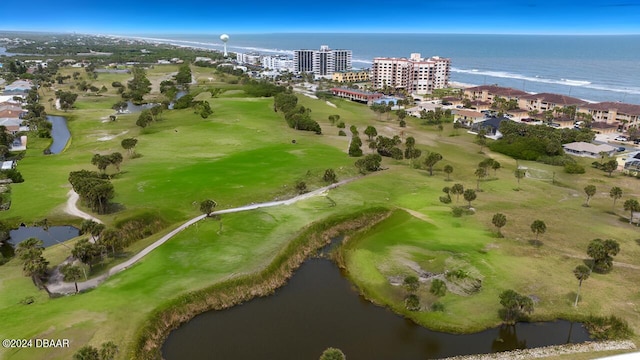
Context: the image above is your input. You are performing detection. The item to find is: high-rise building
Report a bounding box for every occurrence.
[371,53,451,94]
[294,45,352,76]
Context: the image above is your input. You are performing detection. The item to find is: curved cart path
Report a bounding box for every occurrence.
[63,190,103,224]
[49,179,355,294]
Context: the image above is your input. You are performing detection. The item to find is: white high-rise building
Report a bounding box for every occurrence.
[371,53,450,94]
[294,45,352,76]
[261,56,294,72]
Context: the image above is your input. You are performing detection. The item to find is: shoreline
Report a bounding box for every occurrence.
[438,340,637,360]
[106,34,619,105]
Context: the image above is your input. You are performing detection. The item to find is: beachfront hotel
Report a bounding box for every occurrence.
[371,53,450,95]
[294,45,352,77]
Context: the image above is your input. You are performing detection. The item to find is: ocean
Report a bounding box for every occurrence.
[126,33,640,104]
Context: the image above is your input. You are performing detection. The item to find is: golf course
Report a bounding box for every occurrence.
[1,63,639,360]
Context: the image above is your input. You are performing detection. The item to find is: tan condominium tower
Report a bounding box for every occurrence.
[371,53,450,94]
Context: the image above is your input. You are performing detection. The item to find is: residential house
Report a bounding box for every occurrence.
[562,142,617,158]
[469,117,511,140]
[453,109,486,127]
[623,151,640,175]
[3,80,33,94]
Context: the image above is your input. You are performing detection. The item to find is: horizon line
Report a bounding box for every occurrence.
[1,29,640,37]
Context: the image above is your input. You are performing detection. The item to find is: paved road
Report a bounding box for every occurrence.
[49,178,355,294]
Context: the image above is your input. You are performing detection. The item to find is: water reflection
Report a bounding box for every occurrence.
[162,257,590,360]
[8,225,79,248]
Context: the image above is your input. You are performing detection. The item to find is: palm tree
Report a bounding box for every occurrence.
[61,264,83,293]
[443,164,453,181]
[423,152,443,176]
[463,189,477,208]
[492,213,507,237]
[450,183,464,202]
[573,265,591,307]
[584,185,596,207]
[609,186,622,211]
[623,199,640,224]
[530,220,546,241]
[475,167,487,190]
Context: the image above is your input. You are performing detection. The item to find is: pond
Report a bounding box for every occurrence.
[162,256,590,360]
[8,225,79,248]
[46,115,71,154]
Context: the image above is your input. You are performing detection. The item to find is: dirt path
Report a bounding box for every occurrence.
[63,190,103,224]
[49,178,357,294]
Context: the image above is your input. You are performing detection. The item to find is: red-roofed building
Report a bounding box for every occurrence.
[463,85,529,103]
[577,102,640,131]
[518,93,589,112]
[330,87,383,105]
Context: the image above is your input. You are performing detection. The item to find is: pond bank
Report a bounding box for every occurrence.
[440,340,636,360]
[132,207,392,359]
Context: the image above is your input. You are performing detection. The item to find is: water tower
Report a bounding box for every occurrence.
[220,34,229,57]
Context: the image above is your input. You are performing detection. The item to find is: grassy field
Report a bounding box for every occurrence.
[1,65,640,359]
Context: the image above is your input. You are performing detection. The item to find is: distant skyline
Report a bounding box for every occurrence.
[2,1,640,35]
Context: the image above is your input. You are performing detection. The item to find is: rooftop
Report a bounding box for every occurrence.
[563,141,616,153]
[465,85,529,98]
[520,92,589,106]
[580,102,640,116]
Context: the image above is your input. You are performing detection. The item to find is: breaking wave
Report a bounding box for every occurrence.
[451,67,640,95]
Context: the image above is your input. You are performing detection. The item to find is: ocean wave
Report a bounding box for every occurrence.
[451,67,640,95]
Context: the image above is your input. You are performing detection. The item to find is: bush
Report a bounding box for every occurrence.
[404,294,420,311]
[1,169,23,183]
[336,121,346,129]
[584,315,633,340]
[564,163,585,174]
[538,155,574,166]
[439,195,452,204]
[431,302,445,312]
[338,130,346,136]
[452,207,464,217]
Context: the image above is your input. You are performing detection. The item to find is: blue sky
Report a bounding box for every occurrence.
[2,0,640,35]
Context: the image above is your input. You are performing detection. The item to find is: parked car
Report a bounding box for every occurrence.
[634,139,640,145]
[614,136,628,141]
[617,146,626,152]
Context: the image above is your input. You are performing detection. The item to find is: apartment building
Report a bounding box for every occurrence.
[370,53,450,95]
[261,56,294,72]
[332,70,370,83]
[577,102,640,130]
[518,93,588,112]
[293,45,352,76]
[463,85,529,102]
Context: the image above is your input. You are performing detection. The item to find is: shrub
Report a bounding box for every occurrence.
[338,130,346,136]
[336,121,346,129]
[452,207,464,217]
[584,315,633,340]
[404,294,420,311]
[439,195,452,204]
[431,302,445,312]
[564,163,585,174]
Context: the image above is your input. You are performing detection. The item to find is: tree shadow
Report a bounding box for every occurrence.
[106,203,126,214]
[528,239,543,247]
[492,324,527,353]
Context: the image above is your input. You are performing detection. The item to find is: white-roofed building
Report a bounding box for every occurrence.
[563,142,617,158]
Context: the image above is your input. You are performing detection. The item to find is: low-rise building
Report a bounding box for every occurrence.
[453,109,486,127]
[330,87,383,105]
[463,85,529,103]
[518,93,588,113]
[3,80,33,94]
[468,117,511,140]
[332,70,370,83]
[577,102,640,131]
[563,142,617,158]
